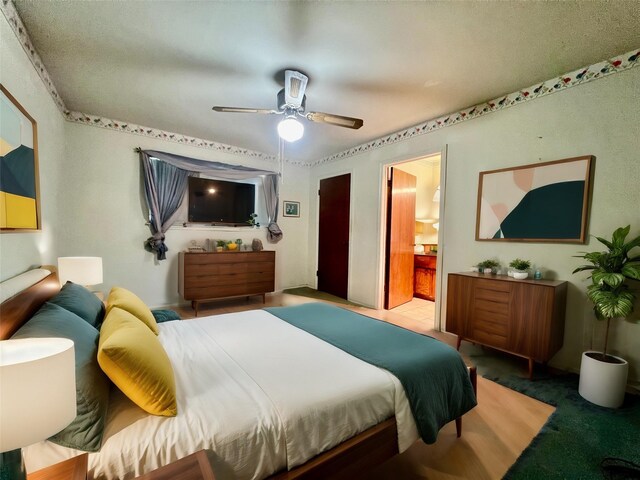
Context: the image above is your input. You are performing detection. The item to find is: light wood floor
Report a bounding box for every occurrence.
[173,293,555,480]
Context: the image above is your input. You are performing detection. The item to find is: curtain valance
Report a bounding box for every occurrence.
[142,149,277,179]
[139,149,282,261]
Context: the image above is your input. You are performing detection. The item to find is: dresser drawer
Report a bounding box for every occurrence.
[472,329,508,350]
[185,281,274,300]
[185,261,274,277]
[184,271,273,289]
[184,251,275,265]
[414,255,437,269]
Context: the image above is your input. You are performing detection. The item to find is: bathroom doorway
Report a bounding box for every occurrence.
[383,153,442,330]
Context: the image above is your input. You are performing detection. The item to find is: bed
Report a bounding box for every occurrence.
[0,268,476,480]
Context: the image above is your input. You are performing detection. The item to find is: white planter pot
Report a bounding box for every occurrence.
[513,271,528,279]
[483,268,493,274]
[578,351,628,408]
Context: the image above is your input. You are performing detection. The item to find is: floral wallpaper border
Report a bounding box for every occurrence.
[312,48,639,166]
[63,111,279,163]
[3,1,638,168]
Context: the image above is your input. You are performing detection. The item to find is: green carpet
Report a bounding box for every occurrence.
[282,287,360,306]
[486,373,640,479]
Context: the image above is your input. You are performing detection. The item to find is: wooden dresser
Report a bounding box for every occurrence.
[179,251,275,315]
[446,272,567,378]
[414,254,437,301]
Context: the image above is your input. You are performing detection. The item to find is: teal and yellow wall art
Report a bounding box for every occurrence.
[0,84,40,231]
[476,156,594,243]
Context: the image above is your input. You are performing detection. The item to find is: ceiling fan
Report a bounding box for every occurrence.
[212,70,364,142]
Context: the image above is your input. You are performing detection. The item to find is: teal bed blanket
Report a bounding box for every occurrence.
[265,303,477,444]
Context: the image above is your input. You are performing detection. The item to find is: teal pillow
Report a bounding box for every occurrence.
[12,302,110,452]
[49,281,105,328]
[151,309,181,323]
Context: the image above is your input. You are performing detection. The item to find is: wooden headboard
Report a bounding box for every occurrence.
[0,270,60,339]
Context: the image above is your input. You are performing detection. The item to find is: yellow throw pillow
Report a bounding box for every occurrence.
[98,307,177,416]
[106,286,159,335]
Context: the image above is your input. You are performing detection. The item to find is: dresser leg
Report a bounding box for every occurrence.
[470,366,477,397]
[262,293,266,304]
[456,336,462,351]
[194,301,199,317]
[528,358,534,380]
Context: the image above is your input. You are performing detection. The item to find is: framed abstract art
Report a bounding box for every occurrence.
[0,84,40,231]
[475,156,594,243]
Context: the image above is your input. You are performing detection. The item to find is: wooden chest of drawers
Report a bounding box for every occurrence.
[179,251,275,315]
[446,272,567,378]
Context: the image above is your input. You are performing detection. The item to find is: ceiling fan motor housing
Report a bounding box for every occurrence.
[277,88,306,112]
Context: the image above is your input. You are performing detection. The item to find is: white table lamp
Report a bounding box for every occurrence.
[0,338,76,479]
[57,257,103,287]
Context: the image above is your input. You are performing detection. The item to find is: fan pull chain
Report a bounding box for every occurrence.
[278,136,285,184]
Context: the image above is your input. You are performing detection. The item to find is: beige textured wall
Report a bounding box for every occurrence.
[0,14,65,280]
[61,122,310,308]
[308,67,640,389]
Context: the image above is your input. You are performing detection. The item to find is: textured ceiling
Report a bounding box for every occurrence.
[13,1,640,163]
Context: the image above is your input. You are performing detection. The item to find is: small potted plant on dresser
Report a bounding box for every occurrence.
[573,225,640,408]
[216,240,226,252]
[477,260,499,274]
[509,258,531,279]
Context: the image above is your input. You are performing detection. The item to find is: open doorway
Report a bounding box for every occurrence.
[383,153,442,330]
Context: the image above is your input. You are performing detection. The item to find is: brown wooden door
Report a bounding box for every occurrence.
[318,174,350,299]
[385,168,416,309]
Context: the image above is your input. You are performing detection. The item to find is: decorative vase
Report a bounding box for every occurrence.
[578,351,628,408]
[513,270,528,279]
[227,243,238,251]
[252,238,263,251]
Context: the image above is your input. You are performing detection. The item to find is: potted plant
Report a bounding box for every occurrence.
[509,258,531,279]
[216,240,226,252]
[226,240,238,251]
[573,225,640,408]
[477,259,499,274]
[247,213,260,228]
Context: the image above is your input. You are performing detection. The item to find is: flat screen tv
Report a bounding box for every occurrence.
[188,177,255,225]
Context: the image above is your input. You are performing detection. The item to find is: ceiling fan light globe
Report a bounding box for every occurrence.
[277,117,304,142]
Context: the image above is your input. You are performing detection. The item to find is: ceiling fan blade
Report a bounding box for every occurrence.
[212,106,277,114]
[284,70,308,108]
[306,111,364,129]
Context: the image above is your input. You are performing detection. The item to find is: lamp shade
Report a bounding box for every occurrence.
[58,256,103,286]
[277,117,304,142]
[432,185,441,203]
[0,338,76,452]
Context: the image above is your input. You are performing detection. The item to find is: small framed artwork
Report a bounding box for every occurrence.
[476,155,594,243]
[283,200,300,218]
[0,84,40,231]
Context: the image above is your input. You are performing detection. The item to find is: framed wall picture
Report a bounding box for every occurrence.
[283,200,300,218]
[0,84,40,231]
[475,155,594,243]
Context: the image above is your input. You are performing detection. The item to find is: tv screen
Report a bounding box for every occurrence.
[188,177,255,225]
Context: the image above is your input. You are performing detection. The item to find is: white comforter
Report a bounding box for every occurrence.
[25,310,418,479]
